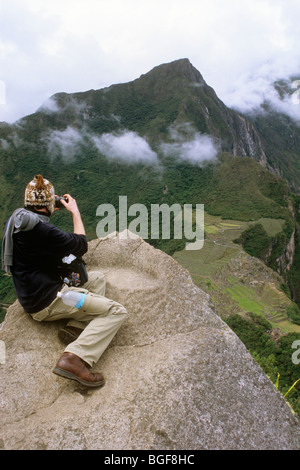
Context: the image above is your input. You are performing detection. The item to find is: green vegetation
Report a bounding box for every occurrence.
[235,223,272,259]
[248,104,300,192]
[224,313,300,417]
[0,274,14,322]
[195,155,291,221]
[173,211,299,332]
[287,303,300,326]
[287,195,300,304]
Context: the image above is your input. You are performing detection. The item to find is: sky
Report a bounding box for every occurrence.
[0,0,300,124]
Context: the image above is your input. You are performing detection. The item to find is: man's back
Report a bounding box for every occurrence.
[12,220,87,313]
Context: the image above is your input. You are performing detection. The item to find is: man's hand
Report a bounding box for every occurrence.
[60,194,86,236]
[60,194,80,215]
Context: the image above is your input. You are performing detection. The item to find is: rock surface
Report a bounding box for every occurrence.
[0,233,299,450]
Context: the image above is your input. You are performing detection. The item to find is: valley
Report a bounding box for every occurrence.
[174,212,300,334]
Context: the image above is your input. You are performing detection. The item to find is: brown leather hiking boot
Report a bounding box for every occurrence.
[53,352,105,388]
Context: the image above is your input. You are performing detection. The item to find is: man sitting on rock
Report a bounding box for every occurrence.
[1,174,128,388]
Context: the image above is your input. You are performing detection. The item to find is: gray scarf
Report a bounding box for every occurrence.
[1,208,49,274]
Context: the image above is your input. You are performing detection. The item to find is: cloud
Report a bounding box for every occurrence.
[37,96,60,114]
[264,80,300,121]
[42,126,159,165]
[92,131,159,165]
[0,139,10,150]
[219,73,300,122]
[43,126,83,161]
[197,0,300,120]
[42,122,219,166]
[160,123,219,165]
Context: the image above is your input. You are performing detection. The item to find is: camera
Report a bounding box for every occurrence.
[55,196,68,209]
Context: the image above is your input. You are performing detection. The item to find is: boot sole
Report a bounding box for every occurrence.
[53,366,105,388]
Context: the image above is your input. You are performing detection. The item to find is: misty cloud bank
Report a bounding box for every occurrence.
[38,96,60,114]
[41,121,219,166]
[266,80,300,122]
[42,126,159,165]
[160,134,218,164]
[92,131,158,164]
[43,126,83,161]
[225,76,300,123]
[159,123,219,165]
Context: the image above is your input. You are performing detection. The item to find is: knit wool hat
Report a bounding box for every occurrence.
[24,174,55,215]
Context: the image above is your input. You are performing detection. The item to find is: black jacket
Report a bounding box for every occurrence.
[12,220,88,313]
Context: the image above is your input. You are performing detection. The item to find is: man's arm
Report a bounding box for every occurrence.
[60,194,86,236]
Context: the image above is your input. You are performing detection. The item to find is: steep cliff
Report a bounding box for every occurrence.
[0,233,299,450]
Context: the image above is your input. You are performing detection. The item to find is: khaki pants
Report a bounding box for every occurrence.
[31,271,128,367]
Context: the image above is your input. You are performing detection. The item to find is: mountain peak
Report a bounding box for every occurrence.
[139,58,205,85]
